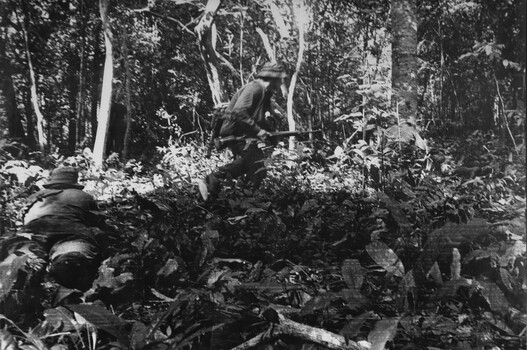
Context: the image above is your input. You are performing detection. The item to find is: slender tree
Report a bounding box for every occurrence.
[93,0,114,167]
[75,0,87,148]
[286,0,310,149]
[391,0,417,121]
[21,3,47,152]
[194,0,227,105]
[0,29,24,140]
[122,26,132,160]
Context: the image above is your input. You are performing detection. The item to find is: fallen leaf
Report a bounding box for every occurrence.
[366,240,405,277]
[477,279,510,316]
[340,311,377,339]
[342,259,365,290]
[368,317,400,350]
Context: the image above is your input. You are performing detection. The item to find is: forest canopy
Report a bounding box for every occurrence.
[0,1,525,349]
[0,0,524,162]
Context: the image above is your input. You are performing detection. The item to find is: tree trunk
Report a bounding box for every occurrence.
[67,57,78,155]
[24,90,36,149]
[93,0,113,168]
[391,0,417,122]
[76,0,87,148]
[194,0,227,106]
[286,0,308,149]
[122,26,132,160]
[0,24,25,140]
[238,7,244,86]
[21,6,47,152]
[67,69,78,155]
[256,27,276,63]
[90,24,102,144]
[1,64,25,140]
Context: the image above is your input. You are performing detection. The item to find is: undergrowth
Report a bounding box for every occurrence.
[0,130,525,350]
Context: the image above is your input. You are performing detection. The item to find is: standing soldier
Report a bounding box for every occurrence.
[199,62,287,201]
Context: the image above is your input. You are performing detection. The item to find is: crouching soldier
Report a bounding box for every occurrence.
[11,167,109,292]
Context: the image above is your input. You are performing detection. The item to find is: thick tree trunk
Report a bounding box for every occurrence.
[93,0,114,168]
[194,0,227,106]
[391,0,417,122]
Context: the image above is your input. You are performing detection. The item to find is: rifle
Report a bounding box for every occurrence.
[214,130,322,150]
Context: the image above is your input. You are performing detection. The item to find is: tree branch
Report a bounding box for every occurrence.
[231,314,368,350]
[133,8,195,36]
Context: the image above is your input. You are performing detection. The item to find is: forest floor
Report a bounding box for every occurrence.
[0,133,526,350]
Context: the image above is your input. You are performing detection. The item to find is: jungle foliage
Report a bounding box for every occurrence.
[0,0,525,349]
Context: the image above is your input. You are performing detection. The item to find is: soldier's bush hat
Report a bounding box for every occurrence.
[258,62,287,79]
[43,166,84,189]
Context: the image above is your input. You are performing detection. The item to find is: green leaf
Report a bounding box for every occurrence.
[340,311,377,339]
[341,259,365,290]
[0,329,18,350]
[366,240,405,277]
[43,307,76,332]
[0,254,29,300]
[377,192,413,233]
[299,292,339,316]
[68,303,130,346]
[477,280,510,316]
[368,317,400,350]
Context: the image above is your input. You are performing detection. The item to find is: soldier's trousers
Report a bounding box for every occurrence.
[0,220,102,292]
[206,141,267,193]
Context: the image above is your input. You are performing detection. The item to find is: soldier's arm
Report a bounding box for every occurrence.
[231,84,265,136]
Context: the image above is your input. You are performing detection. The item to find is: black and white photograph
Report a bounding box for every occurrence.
[0,0,525,349]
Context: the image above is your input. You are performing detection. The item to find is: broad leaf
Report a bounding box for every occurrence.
[0,254,29,300]
[300,292,338,316]
[340,311,377,339]
[377,192,412,233]
[368,317,400,350]
[341,259,365,290]
[157,258,179,278]
[43,307,76,332]
[477,280,509,316]
[366,240,405,277]
[68,303,130,346]
[0,329,18,350]
[339,289,369,310]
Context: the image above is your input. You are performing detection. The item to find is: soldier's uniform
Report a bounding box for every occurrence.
[3,167,108,292]
[199,63,287,201]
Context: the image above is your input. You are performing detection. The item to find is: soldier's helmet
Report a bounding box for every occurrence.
[258,63,287,79]
[43,167,84,189]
